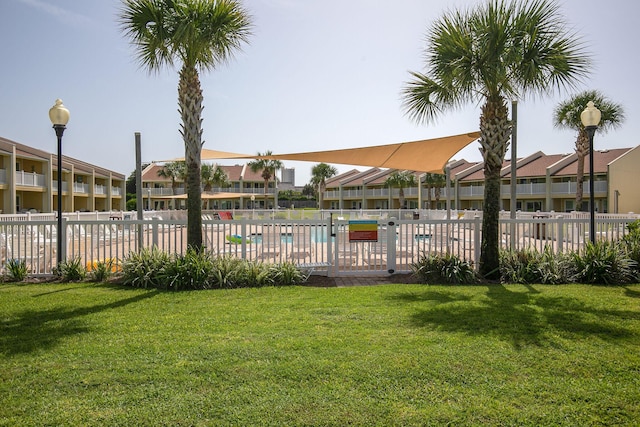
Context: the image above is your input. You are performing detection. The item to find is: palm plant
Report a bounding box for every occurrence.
[423,173,446,209]
[310,163,338,208]
[384,170,417,209]
[553,90,625,211]
[248,151,283,208]
[120,0,252,250]
[157,161,186,195]
[201,163,229,192]
[402,0,589,278]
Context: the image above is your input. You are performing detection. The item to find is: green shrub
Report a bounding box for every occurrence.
[210,255,245,288]
[55,257,86,282]
[272,261,308,286]
[500,246,571,285]
[121,246,171,288]
[571,241,637,285]
[88,259,117,282]
[411,253,477,284]
[232,259,274,288]
[6,259,29,282]
[158,248,217,290]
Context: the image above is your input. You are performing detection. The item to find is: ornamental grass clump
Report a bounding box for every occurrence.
[158,248,217,290]
[499,246,571,285]
[411,252,477,284]
[6,259,28,282]
[54,257,86,282]
[571,240,637,285]
[121,246,170,289]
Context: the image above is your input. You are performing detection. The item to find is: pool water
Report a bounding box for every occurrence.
[248,225,330,244]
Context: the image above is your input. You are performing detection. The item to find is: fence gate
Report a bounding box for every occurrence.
[330,219,401,277]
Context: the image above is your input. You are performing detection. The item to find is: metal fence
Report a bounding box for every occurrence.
[0,209,638,277]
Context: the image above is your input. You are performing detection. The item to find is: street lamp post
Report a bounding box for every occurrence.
[49,99,70,264]
[580,100,601,244]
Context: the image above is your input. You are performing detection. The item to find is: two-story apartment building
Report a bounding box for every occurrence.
[142,162,279,210]
[321,146,640,214]
[0,136,126,214]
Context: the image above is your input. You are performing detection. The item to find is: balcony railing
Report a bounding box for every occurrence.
[16,171,46,187]
[551,180,607,195]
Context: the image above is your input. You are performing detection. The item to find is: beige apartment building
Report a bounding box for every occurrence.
[142,162,279,210]
[322,146,640,214]
[0,136,126,214]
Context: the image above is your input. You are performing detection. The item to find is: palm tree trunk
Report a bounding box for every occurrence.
[399,188,405,209]
[263,179,269,208]
[179,65,204,250]
[575,130,589,211]
[319,182,325,209]
[479,98,511,279]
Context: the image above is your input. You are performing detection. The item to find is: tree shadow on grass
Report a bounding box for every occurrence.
[1,289,158,357]
[391,285,638,349]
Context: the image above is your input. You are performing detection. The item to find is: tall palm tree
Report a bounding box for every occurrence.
[157,161,186,195]
[120,0,252,250]
[384,170,417,209]
[432,174,447,208]
[422,172,446,209]
[553,90,625,211]
[248,151,283,208]
[402,0,589,278]
[201,163,229,192]
[310,163,338,208]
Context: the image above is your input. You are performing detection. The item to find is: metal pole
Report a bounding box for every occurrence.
[54,125,65,264]
[510,101,517,250]
[587,126,597,243]
[135,132,144,250]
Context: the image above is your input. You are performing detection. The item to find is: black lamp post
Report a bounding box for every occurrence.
[580,100,601,244]
[49,99,70,264]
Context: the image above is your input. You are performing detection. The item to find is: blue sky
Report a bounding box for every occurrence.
[1,0,638,186]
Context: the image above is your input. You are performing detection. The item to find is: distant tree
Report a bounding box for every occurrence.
[384,171,417,209]
[553,90,625,211]
[310,163,338,208]
[248,151,283,207]
[302,183,316,199]
[125,163,150,198]
[402,0,590,278]
[157,162,186,195]
[201,163,229,192]
[120,0,252,250]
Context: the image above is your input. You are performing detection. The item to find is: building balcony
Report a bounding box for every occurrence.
[16,171,46,187]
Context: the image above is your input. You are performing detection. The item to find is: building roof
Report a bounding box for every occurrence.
[551,148,631,176]
[1,136,124,179]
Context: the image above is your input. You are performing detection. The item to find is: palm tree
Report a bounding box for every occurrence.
[248,151,283,208]
[402,0,589,278]
[120,0,252,250]
[384,170,417,209]
[201,163,229,192]
[422,173,446,209]
[310,163,338,208]
[157,161,186,195]
[432,174,447,208]
[553,91,625,211]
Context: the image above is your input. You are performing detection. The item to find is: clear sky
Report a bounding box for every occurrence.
[1,0,638,186]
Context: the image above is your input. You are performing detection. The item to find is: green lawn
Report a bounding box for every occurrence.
[1,282,639,426]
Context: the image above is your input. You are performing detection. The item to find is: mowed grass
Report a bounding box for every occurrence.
[1,282,639,426]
